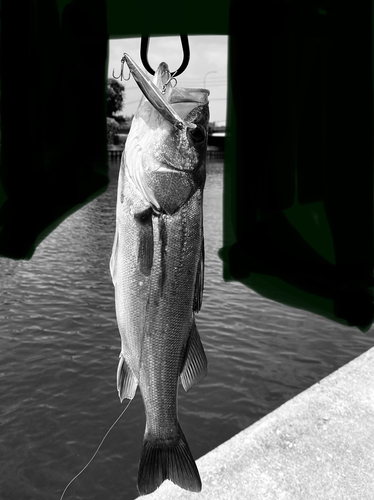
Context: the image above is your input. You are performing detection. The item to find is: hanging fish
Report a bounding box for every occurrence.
[110,54,209,495]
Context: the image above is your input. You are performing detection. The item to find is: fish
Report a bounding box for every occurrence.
[109,54,210,495]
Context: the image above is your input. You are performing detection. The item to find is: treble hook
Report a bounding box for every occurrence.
[161,72,178,94]
[140,35,190,77]
[112,54,130,81]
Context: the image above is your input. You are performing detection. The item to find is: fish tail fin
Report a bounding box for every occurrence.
[137,424,202,495]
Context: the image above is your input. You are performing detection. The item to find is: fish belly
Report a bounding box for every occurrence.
[112,161,154,381]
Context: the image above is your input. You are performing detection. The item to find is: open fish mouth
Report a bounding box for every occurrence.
[123,54,196,131]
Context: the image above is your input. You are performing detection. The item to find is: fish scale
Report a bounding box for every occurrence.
[110,56,209,495]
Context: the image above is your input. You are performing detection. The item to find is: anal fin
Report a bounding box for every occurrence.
[117,354,138,402]
[180,319,207,392]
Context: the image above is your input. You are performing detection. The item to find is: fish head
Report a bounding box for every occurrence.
[125,59,210,215]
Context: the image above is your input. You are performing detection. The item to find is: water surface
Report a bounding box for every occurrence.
[0,158,373,500]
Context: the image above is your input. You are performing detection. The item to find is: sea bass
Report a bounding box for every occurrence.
[110,54,209,495]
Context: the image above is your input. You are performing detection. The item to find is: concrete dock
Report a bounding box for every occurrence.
[135,346,374,499]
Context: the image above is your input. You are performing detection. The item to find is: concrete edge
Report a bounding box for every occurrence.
[135,346,374,499]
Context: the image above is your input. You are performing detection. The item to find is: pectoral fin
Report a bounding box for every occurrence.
[180,319,207,392]
[134,207,154,276]
[117,354,138,402]
[193,238,205,313]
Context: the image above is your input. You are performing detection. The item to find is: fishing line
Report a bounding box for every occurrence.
[59,400,131,500]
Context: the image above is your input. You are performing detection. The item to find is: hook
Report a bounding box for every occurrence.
[140,35,190,77]
[112,55,130,81]
[161,72,178,94]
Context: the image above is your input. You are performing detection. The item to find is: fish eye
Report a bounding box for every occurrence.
[188,124,206,144]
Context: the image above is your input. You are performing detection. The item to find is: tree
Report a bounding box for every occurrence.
[123,115,134,132]
[107,78,125,118]
[114,115,126,125]
[107,117,120,144]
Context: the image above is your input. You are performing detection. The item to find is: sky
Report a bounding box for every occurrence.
[107,35,228,125]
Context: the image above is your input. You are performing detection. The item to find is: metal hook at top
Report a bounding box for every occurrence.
[140,35,190,77]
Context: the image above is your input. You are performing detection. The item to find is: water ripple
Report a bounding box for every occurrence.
[0,158,373,499]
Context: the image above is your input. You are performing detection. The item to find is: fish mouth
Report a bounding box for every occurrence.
[155,163,181,173]
[123,54,196,131]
